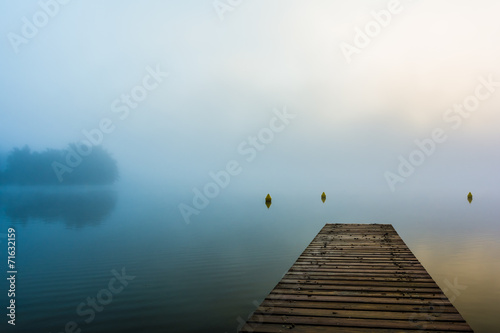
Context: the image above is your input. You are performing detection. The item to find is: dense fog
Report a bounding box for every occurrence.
[1,0,499,201]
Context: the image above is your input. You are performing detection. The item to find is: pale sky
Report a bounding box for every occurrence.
[1,0,499,194]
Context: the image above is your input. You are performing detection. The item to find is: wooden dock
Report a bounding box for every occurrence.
[239,223,473,332]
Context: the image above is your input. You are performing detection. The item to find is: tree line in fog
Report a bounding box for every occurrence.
[0,144,118,185]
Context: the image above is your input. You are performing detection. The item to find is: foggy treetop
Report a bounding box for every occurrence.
[0,144,118,185]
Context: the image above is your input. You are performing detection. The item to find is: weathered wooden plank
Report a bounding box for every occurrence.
[260,299,462,313]
[240,323,468,333]
[298,255,419,260]
[293,262,426,269]
[276,282,442,293]
[266,293,454,306]
[281,278,439,287]
[245,314,473,331]
[289,267,431,274]
[238,223,473,332]
[255,306,466,322]
[272,284,452,299]
[285,271,434,278]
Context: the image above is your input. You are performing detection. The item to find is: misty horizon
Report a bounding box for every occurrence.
[1,1,499,332]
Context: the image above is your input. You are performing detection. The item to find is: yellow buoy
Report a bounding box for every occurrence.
[265,194,272,209]
[321,192,326,203]
[467,192,473,204]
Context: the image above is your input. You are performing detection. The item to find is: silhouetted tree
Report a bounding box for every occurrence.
[2,146,33,185]
[0,144,119,185]
[63,144,119,185]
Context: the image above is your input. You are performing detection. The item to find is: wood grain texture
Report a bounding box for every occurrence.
[239,223,473,332]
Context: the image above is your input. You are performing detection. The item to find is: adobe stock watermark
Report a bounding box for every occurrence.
[49,267,135,333]
[213,0,244,21]
[232,269,291,332]
[52,64,169,182]
[178,106,295,224]
[385,74,499,192]
[235,300,261,332]
[7,0,72,54]
[409,277,467,331]
[339,0,417,64]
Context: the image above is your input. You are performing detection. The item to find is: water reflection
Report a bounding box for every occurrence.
[0,188,117,227]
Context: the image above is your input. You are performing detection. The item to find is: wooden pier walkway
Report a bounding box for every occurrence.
[240,223,473,332]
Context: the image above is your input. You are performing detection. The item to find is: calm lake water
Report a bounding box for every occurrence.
[1,180,499,332]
